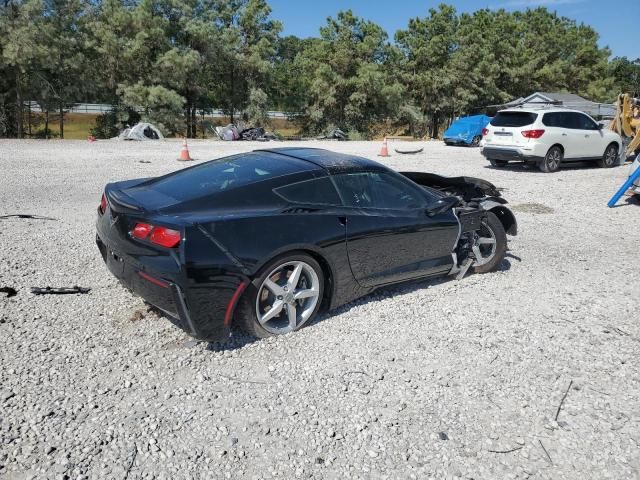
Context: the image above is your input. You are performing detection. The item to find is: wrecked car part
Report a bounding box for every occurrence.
[31,286,91,295]
[0,214,57,220]
[317,128,348,141]
[394,147,424,155]
[117,123,163,141]
[0,287,17,298]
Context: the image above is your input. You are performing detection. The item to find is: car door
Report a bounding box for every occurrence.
[573,112,603,158]
[541,112,570,152]
[558,112,583,159]
[332,171,459,288]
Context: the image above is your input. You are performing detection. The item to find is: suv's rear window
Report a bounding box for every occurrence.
[142,152,318,202]
[491,112,538,127]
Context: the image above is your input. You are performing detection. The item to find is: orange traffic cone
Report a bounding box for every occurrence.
[178,138,193,161]
[378,137,390,157]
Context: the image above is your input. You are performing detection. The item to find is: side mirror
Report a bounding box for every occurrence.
[426,196,461,216]
[597,123,604,130]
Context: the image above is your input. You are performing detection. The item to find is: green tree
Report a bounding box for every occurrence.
[297,10,404,136]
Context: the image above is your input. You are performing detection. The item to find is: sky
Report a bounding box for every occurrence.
[268,0,639,59]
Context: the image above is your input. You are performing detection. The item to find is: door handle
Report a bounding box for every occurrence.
[585,134,590,138]
[562,133,567,136]
[338,216,347,226]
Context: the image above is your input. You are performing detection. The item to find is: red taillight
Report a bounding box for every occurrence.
[99,193,107,215]
[482,128,489,136]
[521,129,545,139]
[130,223,181,248]
[149,227,181,248]
[131,222,153,240]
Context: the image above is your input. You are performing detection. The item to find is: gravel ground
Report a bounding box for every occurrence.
[0,139,639,480]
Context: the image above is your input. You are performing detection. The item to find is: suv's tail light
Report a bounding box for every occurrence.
[99,193,107,215]
[130,223,181,248]
[481,128,489,136]
[522,129,545,139]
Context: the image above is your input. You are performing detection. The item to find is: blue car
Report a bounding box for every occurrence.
[443,115,491,147]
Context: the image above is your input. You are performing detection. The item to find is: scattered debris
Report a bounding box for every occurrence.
[214,124,277,141]
[118,123,163,141]
[488,445,524,454]
[438,432,449,441]
[317,128,348,141]
[538,440,553,464]
[394,147,424,155]
[31,286,91,295]
[138,160,152,164]
[123,445,138,480]
[0,214,57,220]
[555,379,574,421]
[0,287,17,298]
[215,124,240,141]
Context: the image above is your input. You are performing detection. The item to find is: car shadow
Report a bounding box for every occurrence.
[485,160,624,173]
[195,258,517,352]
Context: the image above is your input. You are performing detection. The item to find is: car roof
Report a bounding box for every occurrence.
[256,148,386,174]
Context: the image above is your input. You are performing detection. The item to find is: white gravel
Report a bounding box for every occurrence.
[0,138,639,479]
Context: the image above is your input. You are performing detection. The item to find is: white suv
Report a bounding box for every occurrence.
[481,108,622,172]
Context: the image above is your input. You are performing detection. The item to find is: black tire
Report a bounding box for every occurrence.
[598,143,618,168]
[471,135,481,147]
[235,252,324,339]
[538,146,563,173]
[472,212,508,274]
[489,158,507,167]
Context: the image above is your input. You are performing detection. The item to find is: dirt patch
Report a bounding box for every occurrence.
[510,202,555,214]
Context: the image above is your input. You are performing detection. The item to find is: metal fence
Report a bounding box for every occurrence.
[24,101,293,118]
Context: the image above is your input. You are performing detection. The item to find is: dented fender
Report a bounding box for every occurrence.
[478,199,517,235]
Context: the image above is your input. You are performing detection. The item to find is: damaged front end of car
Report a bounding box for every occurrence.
[404,171,518,279]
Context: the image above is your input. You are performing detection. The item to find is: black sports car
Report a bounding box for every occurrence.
[96,148,517,341]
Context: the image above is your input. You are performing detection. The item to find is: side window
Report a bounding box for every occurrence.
[575,113,598,130]
[274,176,341,205]
[560,112,579,129]
[333,172,428,209]
[542,112,561,127]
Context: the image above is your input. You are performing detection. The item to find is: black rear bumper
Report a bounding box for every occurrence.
[481,147,542,162]
[96,232,237,342]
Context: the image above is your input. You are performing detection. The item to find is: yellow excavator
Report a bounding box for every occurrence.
[610,93,640,160]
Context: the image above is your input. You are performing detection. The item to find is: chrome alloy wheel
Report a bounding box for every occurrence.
[471,223,497,266]
[547,149,561,170]
[604,145,617,166]
[255,261,320,334]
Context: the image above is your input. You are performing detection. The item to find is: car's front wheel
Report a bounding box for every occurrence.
[598,143,618,168]
[472,212,507,274]
[538,146,563,173]
[236,253,324,338]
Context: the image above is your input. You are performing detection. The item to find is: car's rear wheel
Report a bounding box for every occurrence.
[538,146,562,173]
[236,253,324,338]
[598,143,618,168]
[472,212,507,274]
[489,158,507,167]
[471,135,481,147]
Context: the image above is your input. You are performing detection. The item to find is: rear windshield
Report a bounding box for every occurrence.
[490,112,538,127]
[144,152,318,202]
